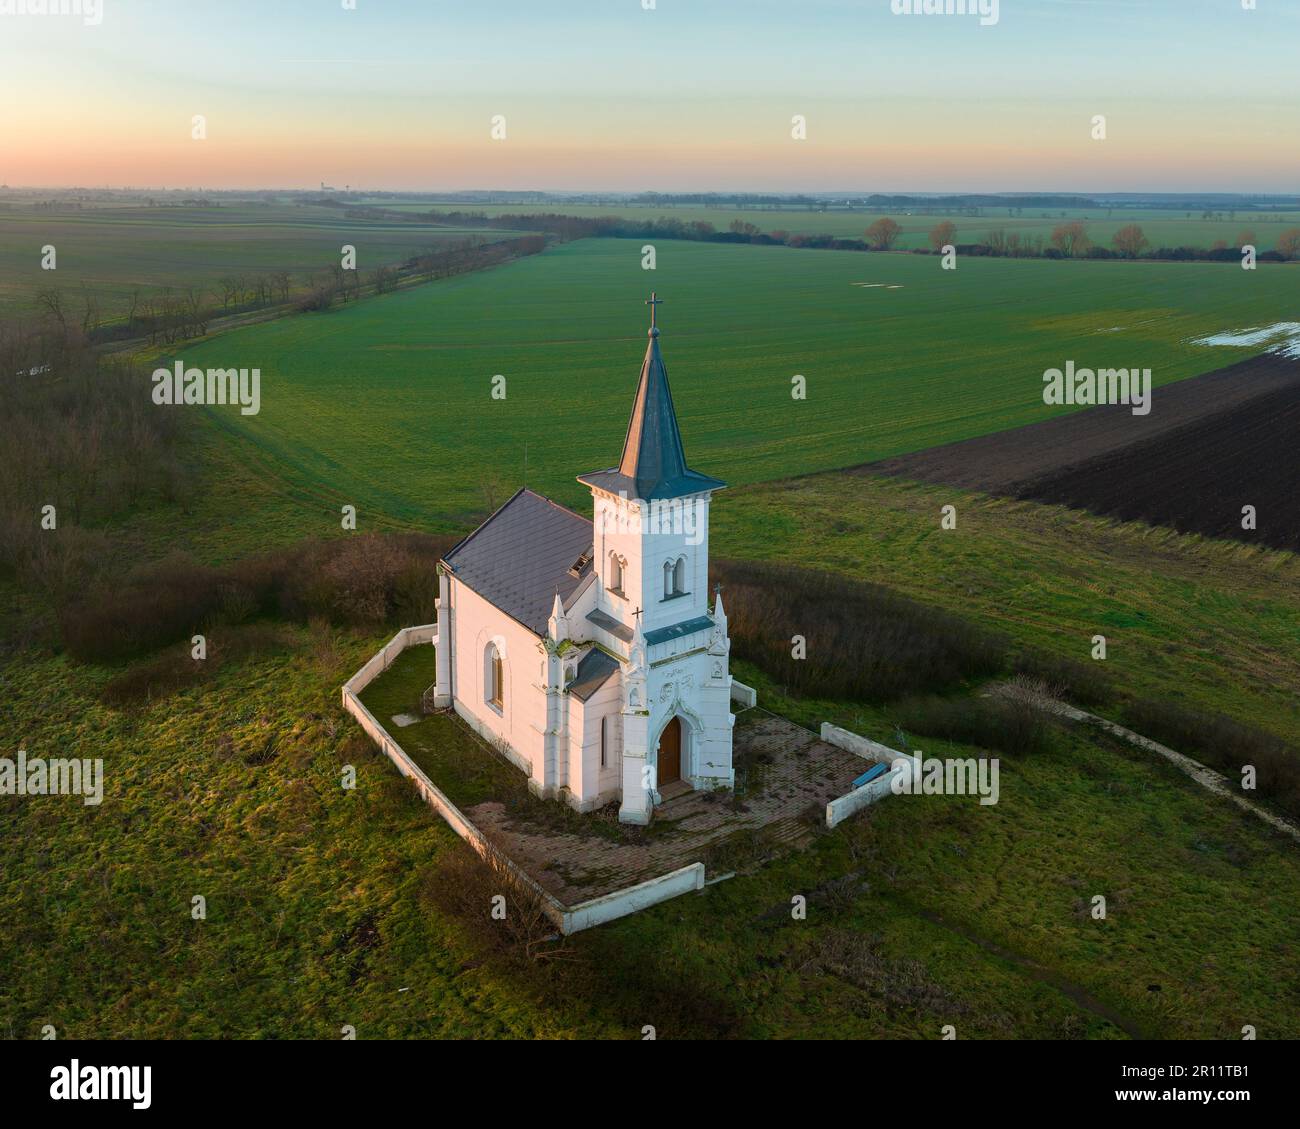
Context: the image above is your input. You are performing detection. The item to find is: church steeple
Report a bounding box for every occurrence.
[578,293,726,502]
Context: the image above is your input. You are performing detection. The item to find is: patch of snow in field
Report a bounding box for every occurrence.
[1193,322,1300,358]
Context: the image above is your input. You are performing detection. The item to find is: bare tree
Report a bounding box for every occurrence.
[1111,224,1148,259]
[36,287,68,331]
[1050,221,1091,258]
[928,220,957,252]
[865,217,901,251]
[79,284,102,337]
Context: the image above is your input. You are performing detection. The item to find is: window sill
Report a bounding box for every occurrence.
[485,700,504,716]
[660,591,690,603]
[607,588,628,601]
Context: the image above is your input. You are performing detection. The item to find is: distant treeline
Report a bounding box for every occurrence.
[25,233,549,350]
[402,208,1300,263]
[862,193,1101,210]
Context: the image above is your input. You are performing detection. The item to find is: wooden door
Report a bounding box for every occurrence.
[658,717,682,784]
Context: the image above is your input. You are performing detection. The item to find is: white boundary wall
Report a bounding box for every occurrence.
[730,680,757,708]
[565,864,705,932]
[820,722,919,829]
[341,626,705,934]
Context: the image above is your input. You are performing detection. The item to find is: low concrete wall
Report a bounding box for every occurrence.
[730,679,757,708]
[343,623,438,695]
[342,627,706,934]
[342,684,569,931]
[820,723,897,763]
[820,723,918,829]
[563,863,705,933]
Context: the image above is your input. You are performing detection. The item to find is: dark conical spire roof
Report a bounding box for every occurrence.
[578,296,726,502]
[617,329,688,497]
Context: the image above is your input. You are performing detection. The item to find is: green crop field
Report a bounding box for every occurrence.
[0,200,507,319]
[372,199,1300,252]
[175,236,1299,529]
[4,512,1298,1039]
[7,228,1299,1043]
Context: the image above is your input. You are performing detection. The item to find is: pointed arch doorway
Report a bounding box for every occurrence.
[658,716,682,786]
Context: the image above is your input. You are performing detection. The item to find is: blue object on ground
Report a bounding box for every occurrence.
[851,762,889,789]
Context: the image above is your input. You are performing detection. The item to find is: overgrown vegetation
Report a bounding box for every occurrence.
[1011,647,1115,707]
[0,326,188,589]
[59,532,457,663]
[894,683,1056,758]
[417,843,562,962]
[712,558,1006,702]
[1121,699,1300,819]
[98,622,298,705]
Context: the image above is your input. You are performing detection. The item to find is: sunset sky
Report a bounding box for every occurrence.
[2,0,1297,193]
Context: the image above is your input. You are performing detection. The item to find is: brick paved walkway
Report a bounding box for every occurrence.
[466,712,872,903]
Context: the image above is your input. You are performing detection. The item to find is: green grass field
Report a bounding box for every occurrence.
[6,226,1299,1041]
[373,199,1300,252]
[4,599,1298,1039]
[176,236,1299,527]
[0,201,506,319]
[714,475,1300,744]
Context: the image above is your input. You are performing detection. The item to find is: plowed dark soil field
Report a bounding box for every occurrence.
[865,353,1300,552]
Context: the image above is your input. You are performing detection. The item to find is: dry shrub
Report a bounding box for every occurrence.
[1012,647,1115,707]
[712,559,1006,702]
[98,623,297,705]
[895,691,1055,757]
[60,532,457,663]
[1122,699,1300,819]
[419,842,561,960]
[66,553,226,663]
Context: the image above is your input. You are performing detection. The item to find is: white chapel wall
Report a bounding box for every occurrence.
[448,578,546,783]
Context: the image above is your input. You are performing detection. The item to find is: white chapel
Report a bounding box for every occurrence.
[431,295,736,824]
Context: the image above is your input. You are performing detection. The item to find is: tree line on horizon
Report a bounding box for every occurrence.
[21,234,548,350]
[400,206,1300,264]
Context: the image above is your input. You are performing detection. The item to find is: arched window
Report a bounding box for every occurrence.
[486,643,503,709]
[663,556,689,599]
[608,553,625,595]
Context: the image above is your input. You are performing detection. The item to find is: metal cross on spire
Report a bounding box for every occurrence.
[645,291,663,332]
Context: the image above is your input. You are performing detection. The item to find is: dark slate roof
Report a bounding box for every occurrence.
[586,607,634,643]
[644,615,714,647]
[578,324,726,502]
[568,648,619,702]
[442,489,593,636]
